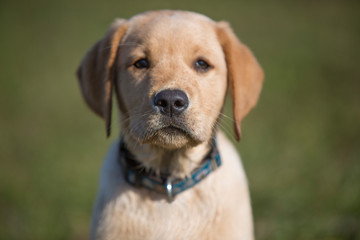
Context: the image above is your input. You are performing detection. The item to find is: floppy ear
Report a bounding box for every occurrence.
[216,22,264,141]
[77,19,128,137]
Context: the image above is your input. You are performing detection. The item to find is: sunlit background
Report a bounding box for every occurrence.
[1,0,359,239]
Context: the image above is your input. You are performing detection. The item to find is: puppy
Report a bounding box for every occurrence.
[77,10,263,240]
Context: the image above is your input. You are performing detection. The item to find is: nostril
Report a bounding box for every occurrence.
[172,91,189,112]
[174,99,185,108]
[153,92,171,115]
[156,99,167,108]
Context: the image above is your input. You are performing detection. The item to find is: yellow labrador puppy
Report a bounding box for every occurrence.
[77,10,263,240]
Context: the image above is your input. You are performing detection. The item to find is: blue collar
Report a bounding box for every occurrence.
[118,138,221,202]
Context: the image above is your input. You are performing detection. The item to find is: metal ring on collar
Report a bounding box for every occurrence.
[166,178,173,202]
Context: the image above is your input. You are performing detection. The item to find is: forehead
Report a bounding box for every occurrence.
[122,12,220,53]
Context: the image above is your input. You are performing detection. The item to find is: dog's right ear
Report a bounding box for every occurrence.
[77,19,128,137]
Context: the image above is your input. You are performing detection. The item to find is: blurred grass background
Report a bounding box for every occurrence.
[1,0,359,239]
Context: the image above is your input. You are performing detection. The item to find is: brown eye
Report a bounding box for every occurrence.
[133,59,149,69]
[195,59,211,72]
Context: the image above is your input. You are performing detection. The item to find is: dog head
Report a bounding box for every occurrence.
[77,10,263,149]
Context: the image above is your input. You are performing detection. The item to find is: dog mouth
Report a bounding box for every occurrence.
[141,122,201,148]
[160,125,189,135]
[153,123,193,140]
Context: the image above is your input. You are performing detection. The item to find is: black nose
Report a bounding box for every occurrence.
[153,89,189,116]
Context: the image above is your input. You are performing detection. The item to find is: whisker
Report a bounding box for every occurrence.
[219,112,234,123]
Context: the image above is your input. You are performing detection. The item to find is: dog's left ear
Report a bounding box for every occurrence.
[77,19,128,137]
[216,22,264,141]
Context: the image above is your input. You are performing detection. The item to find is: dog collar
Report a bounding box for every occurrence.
[118,138,221,202]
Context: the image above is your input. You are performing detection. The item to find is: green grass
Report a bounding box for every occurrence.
[1,0,359,239]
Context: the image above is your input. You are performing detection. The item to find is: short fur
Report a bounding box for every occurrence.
[77,10,264,240]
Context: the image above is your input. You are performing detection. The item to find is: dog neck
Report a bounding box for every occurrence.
[123,135,212,179]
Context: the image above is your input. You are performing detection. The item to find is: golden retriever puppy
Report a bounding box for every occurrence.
[77,10,263,240]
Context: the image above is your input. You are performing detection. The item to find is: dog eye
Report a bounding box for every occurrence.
[133,59,149,69]
[195,59,211,72]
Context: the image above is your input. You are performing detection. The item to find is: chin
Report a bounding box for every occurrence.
[142,127,202,150]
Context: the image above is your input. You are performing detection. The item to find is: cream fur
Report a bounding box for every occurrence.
[77,10,264,240]
[91,132,253,240]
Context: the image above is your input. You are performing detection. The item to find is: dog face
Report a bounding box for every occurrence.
[116,12,227,149]
[77,11,264,149]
